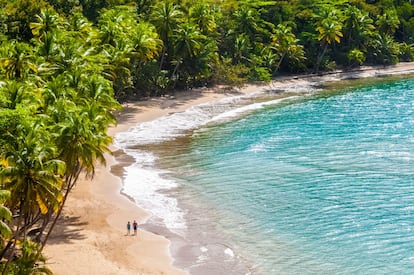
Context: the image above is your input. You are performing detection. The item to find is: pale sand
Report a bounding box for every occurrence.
[44,63,414,274]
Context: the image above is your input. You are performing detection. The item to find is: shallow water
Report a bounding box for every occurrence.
[115,76,414,274]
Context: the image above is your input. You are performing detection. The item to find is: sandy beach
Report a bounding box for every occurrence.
[44,63,414,274]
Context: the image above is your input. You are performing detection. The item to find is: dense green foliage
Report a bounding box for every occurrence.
[0,4,120,273]
[1,0,414,273]
[1,0,414,98]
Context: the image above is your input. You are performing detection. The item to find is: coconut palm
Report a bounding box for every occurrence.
[68,12,97,43]
[34,32,58,62]
[343,6,374,49]
[97,6,136,48]
[376,12,400,36]
[29,9,62,40]
[52,37,89,76]
[233,34,251,64]
[271,24,305,72]
[173,23,204,59]
[97,6,143,98]
[38,68,119,246]
[367,33,400,65]
[233,7,260,41]
[42,74,77,107]
[171,23,208,85]
[315,18,343,71]
[0,41,37,79]
[0,80,28,109]
[40,101,115,248]
[0,122,64,222]
[131,22,162,66]
[189,2,218,35]
[78,74,119,118]
[0,121,64,268]
[150,1,183,69]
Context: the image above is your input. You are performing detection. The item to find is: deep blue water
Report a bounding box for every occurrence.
[163,78,414,274]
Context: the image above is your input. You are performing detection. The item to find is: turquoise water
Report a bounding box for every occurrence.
[159,78,414,274]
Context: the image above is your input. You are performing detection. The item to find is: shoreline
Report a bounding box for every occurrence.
[44,62,414,274]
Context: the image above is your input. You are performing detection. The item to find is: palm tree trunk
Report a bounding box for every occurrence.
[159,36,169,70]
[315,44,328,73]
[1,208,24,275]
[171,59,181,88]
[159,46,167,70]
[0,241,13,261]
[1,239,16,275]
[275,53,286,73]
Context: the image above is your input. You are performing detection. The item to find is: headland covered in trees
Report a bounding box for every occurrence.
[1,0,414,273]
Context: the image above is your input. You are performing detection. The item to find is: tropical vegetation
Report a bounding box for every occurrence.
[1,0,414,273]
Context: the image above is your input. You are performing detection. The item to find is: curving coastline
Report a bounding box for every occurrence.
[44,62,414,274]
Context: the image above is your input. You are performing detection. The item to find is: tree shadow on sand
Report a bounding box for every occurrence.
[46,215,88,245]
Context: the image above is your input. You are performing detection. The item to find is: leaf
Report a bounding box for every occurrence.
[36,193,49,215]
[0,205,12,221]
[0,220,11,238]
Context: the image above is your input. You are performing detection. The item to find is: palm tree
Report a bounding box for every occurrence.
[0,80,27,109]
[173,23,203,59]
[39,101,115,248]
[97,7,133,47]
[78,74,119,118]
[0,41,37,79]
[34,32,58,62]
[233,7,260,41]
[315,18,343,72]
[38,68,119,247]
[42,74,77,107]
[271,23,305,72]
[367,33,400,65]
[0,121,64,268]
[150,2,183,70]
[0,122,64,221]
[29,9,62,40]
[376,12,400,36]
[343,6,374,49]
[131,22,162,66]
[68,12,97,43]
[52,37,89,76]
[189,2,218,35]
[97,6,144,98]
[233,34,251,64]
[171,23,206,84]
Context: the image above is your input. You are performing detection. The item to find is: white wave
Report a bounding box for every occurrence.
[207,97,292,124]
[115,93,301,147]
[120,150,186,232]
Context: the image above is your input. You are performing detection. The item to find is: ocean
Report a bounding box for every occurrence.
[114,75,414,274]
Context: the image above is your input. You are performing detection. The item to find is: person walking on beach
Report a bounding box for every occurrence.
[127,221,131,235]
[133,220,138,236]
